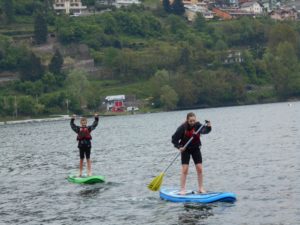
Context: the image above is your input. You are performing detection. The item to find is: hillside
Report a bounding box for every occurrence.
[1,0,300,120]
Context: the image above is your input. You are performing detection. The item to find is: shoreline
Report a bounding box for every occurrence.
[0,115,71,125]
[0,99,299,125]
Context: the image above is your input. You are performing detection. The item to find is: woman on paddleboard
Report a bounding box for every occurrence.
[70,114,99,177]
[172,112,211,195]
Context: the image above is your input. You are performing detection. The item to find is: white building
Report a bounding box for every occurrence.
[240,1,263,14]
[113,0,141,8]
[269,7,298,21]
[105,95,126,112]
[53,0,87,15]
[184,4,214,21]
[223,50,243,64]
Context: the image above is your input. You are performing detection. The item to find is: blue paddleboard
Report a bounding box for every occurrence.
[160,188,237,203]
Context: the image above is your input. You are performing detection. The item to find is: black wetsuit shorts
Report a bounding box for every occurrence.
[79,146,91,159]
[181,147,202,165]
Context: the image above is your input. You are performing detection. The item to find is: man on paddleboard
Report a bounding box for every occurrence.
[172,112,211,195]
[70,114,99,177]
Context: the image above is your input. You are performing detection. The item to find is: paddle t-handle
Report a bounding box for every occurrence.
[163,121,207,173]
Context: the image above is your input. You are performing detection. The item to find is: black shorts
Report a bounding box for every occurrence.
[79,147,91,159]
[181,147,202,165]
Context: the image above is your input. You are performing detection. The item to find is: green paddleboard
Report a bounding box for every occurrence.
[68,175,105,184]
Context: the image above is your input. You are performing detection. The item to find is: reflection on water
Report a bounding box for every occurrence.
[78,186,106,197]
[78,181,119,197]
[178,204,214,225]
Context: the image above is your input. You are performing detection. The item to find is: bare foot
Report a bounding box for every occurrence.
[88,173,92,177]
[198,188,206,194]
[179,190,186,195]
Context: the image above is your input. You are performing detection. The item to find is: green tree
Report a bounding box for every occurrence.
[141,15,162,37]
[265,42,300,98]
[115,12,144,36]
[19,52,44,81]
[34,12,48,44]
[65,70,91,109]
[172,0,185,15]
[174,77,197,107]
[1,96,14,116]
[194,13,206,32]
[18,96,42,116]
[2,0,14,24]
[49,49,64,75]
[82,0,96,6]
[150,70,170,95]
[14,0,35,16]
[214,40,228,51]
[179,46,191,68]
[268,23,298,53]
[102,47,120,78]
[160,85,178,110]
[166,15,187,35]
[0,36,29,70]
[242,50,257,83]
[163,0,171,13]
[40,92,66,113]
[42,72,57,92]
[102,14,118,35]
[195,70,236,105]
[16,80,44,96]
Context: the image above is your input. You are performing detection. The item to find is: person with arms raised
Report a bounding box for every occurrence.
[70,114,99,177]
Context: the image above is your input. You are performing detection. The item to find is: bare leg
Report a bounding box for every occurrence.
[180,164,189,195]
[195,163,206,193]
[87,159,92,176]
[79,159,84,177]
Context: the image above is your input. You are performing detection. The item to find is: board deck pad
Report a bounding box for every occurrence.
[160,188,236,203]
[68,175,105,184]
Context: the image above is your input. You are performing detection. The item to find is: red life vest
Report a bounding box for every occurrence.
[77,127,92,141]
[182,123,200,145]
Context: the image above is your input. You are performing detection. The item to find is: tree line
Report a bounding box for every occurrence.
[1,1,300,117]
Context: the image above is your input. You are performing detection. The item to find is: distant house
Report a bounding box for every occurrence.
[113,0,141,8]
[229,0,239,7]
[105,95,126,112]
[269,7,298,21]
[238,0,252,5]
[224,50,243,64]
[182,0,203,5]
[285,0,300,12]
[259,0,277,12]
[240,1,263,14]
[53,0,87,15]
[185,4,214,21]
[212,7,233,20]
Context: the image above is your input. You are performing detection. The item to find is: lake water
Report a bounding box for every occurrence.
[0,102,299,225]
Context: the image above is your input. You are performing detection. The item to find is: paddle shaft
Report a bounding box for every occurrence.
[163,122,207,173]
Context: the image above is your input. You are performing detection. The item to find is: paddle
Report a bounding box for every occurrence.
[148,121,208,191]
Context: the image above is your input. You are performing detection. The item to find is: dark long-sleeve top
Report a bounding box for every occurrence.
[172,121,211,149]
[70,116,99,135]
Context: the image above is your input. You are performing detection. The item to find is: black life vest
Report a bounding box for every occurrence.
[77,127,92,141]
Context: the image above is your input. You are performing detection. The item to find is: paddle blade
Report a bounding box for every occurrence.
[148,172,164,191]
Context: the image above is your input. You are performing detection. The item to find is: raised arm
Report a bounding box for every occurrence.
[70,115,80,133]
[88,114,99,132]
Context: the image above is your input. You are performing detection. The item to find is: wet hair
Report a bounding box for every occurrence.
[186,112,196,120]
[80,117,87,123]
